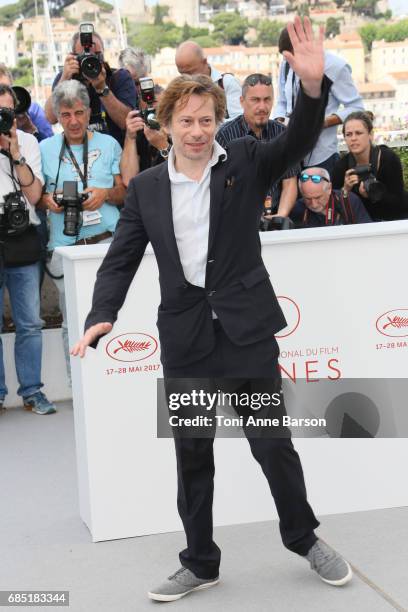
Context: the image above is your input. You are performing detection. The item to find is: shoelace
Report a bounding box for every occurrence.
[309,545,334,570]
[168,568,189,582]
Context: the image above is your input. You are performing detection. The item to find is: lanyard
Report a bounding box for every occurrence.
[53,133,88,197]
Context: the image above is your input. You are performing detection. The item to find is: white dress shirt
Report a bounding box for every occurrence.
[167,141,227,288]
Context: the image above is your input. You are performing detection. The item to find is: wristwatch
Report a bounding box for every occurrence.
[12,155,27,166]
[96,85,110,97]
[159,144,171,159]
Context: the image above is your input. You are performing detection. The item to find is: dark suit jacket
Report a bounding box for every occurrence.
[85,78,330,367]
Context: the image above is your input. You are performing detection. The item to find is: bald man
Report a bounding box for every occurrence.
[175,41,242,120]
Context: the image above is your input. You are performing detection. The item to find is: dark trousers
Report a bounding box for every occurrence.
[163,321,319,579]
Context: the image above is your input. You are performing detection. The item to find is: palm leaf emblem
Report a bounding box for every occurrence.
[113,340,151,355]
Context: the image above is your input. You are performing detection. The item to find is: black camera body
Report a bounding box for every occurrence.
[259,215,294,232]
[0,191,30,234]
[76,23,102,81]
[0,107,15,135]
[55,181,87,237]
[353,164,385,204]
[137,77,160,130]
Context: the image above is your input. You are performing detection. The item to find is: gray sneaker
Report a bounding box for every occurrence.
[306,539,352,586]
[148,567,219,602]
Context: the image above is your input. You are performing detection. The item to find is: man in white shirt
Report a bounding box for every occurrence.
[0,84,56,415]
[175,40,242,120]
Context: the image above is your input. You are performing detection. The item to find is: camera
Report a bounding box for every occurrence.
[12,86,32,115]
[0,191,30,234]
[55,181,87,237]
[0,107,15,135]
[259,215,294,232]
[352,164,386,204]
[137,77,160,130]
[76,23,102,80]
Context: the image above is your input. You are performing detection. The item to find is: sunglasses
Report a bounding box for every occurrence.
[244,74,272,87]
[299,173,330,184]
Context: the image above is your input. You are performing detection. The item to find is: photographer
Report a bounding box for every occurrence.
[332,111,408,221]
[291,167,372,227]
[120,83,169,185]
[39,80,125,380]
[0,84,56,415]
[44,26,136,146]
[118,47,150,90]
[0,63,53,142]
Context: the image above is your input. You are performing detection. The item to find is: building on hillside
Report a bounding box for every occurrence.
[151,45,280,88]
[358,81,398,129]
[121,0,147,21]
[0,26,18,68]
[325,33,365,84]
[64,0,105,21]
[371,38,408,81]
[385,71,408,127]
[163,0,200,27]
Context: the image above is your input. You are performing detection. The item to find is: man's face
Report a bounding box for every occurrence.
[0,92,14,111]
[58,99,90,144]
[167,94,217,164]
[300,176,331,214]
[74,35,104,60]
[241,83,273,130]
[176,54,208,76]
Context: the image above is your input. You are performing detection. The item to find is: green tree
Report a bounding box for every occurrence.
[205,0,227,8]
[253,19,281,46]
[325,17,341,38]
[210,11,249,45]
[298,3,309,17]
[358,23,380,51]
[153,3,169,26]
[11,58,33,87]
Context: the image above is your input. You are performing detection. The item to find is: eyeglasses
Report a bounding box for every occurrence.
[244,74,272,87]
[299,173,330,184]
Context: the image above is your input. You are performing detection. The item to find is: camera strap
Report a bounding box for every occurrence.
[53,133,88,197]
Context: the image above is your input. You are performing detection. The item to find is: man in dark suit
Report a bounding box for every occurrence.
[72,18,353,602]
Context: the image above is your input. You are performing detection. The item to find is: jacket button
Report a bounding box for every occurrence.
[207,290,216,297]
[208,259,215,264]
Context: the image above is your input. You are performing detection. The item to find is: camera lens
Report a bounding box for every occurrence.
[80,55,102,80]
[8,208,29,232]
[64,207,82,237]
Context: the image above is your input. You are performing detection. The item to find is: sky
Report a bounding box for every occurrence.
[0,0,406,15]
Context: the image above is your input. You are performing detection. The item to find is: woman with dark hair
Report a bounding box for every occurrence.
[332,111,408,221]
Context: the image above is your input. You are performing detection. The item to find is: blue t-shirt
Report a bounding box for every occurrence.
[28,102,54,140]
[40,131,122,249]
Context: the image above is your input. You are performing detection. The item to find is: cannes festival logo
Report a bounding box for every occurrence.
[376,309,408,338]
[276,296,301,338]
[106,333,158,362]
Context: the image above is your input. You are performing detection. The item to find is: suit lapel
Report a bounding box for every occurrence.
[155,163,185,279]
[208,160,227,255]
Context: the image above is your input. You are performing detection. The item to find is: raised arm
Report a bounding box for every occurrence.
[254,17,329,188]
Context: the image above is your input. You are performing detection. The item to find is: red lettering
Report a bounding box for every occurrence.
[328,358,341,380]
[305,360,319,382]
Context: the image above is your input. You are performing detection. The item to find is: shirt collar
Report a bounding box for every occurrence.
[239,114,269,140]
[168,140,227,184]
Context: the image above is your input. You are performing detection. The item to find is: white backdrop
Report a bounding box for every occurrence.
[58,221,408,542]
